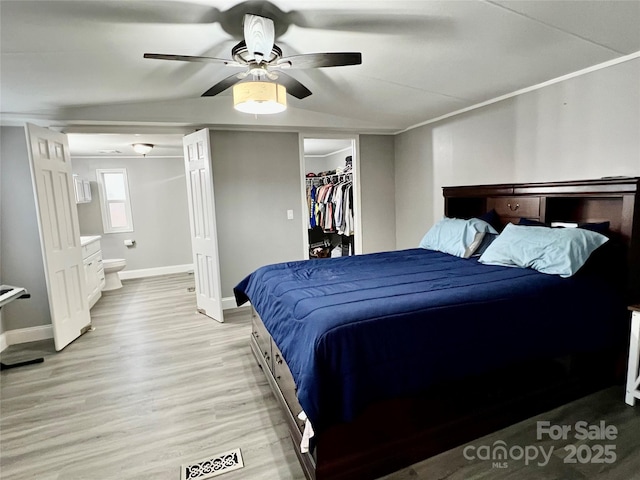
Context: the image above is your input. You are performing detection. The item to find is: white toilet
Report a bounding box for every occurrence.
[102,258,127,291]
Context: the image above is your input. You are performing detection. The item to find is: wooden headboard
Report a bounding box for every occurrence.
[443,177,640,302]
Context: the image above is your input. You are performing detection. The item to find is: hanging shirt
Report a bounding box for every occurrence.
[309,185,317,228]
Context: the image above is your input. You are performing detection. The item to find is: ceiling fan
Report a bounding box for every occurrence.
[144,13,362,100]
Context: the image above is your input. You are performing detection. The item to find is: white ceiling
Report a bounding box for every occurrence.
[2,0,639,139]
[67,133,185,158]
[304,138,352,157]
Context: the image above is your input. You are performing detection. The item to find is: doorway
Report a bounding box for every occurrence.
[299,134,362,260]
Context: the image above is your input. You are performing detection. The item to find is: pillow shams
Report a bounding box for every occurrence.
[478,223,608,277]
[419,218,498,258]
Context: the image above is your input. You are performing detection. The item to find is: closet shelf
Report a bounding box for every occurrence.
[306,172,352,183]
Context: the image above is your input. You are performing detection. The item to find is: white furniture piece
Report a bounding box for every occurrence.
[0,285,27,308]
[102,259,127,291]
[73,174,92,204]
[625,305,640,406]
[81,236,105,308]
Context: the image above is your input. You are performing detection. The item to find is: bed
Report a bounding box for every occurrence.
[235,177,640,480]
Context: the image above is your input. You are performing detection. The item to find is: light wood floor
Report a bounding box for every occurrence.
[1,273,639,480]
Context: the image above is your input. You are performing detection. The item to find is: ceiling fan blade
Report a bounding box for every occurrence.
[287,10,451,35]
[144,53,243,67]
[12,1,222,24]
[243,14,275,63]
[275,72,312,99]
[276,52,362,69]
[201,74,245,97]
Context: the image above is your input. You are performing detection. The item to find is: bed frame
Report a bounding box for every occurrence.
[250,177,640,480]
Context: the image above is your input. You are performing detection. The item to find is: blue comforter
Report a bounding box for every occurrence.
[234,249,624,431]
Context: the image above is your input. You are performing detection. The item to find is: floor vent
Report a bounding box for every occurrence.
[181,448,244,480]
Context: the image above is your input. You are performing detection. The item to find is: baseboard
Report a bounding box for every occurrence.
[3,324,53,349]
[222,296,250,311]
[222,297,236,311]
[119,264,194,280]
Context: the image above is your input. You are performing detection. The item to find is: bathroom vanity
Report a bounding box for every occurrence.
[80,236,105,308]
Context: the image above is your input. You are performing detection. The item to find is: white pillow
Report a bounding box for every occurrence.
[419,217,499,258]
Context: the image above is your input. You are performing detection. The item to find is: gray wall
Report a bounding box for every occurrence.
[359,135,396,253]
[0,126,52,332]
[210,132,396,297]
[72,157,192,270]
[395,58,640,249]
[210,130,304,298]
[394,128,434,250]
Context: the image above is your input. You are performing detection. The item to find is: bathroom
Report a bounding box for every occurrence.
[69,133,193,301]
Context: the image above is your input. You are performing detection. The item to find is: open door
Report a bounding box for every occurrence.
[183,129,224,323]
[25,123,91,350]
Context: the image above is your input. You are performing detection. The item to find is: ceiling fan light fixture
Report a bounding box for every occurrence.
[233,81,287,114]
[132,143,154,156]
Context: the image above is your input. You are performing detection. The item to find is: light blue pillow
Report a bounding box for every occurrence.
[478,223,608,277]
[419,217,499,258]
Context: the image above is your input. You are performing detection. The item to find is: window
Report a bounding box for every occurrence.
[96,168,134,233]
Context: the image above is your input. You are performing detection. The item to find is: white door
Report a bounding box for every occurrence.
[25,123,91,350]
[183,129,224,323]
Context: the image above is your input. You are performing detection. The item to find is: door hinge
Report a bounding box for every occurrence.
[80,324,95,335]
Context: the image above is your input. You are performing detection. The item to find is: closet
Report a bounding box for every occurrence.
[303,138,356,259]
